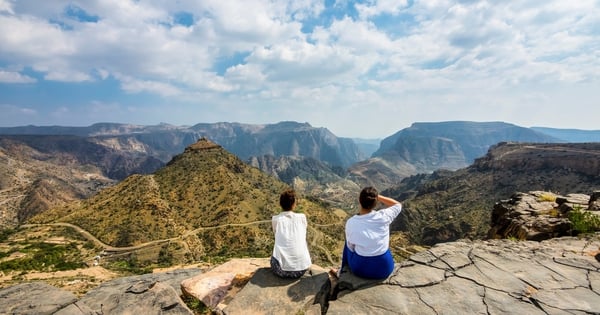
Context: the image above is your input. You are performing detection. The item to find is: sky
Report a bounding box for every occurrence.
[0,0,599,139]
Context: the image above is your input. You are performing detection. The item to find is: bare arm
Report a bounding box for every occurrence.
[377,195,401,207]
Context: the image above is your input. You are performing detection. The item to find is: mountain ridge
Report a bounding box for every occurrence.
[28,138,345,267]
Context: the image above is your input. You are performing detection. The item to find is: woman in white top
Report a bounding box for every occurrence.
[337,186,402,279]
[271,189,311,278]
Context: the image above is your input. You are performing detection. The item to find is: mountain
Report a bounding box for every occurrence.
[386,142,600,245]
[29,138,345,266]
[0,121,365,168]
[0,135,163,227]
[531,127,600,142]
[349,121,560,189]
[351,138,381,157]
[188,121,365,168]
[248,155,360,209]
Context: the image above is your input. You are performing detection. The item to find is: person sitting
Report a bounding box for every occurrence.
[334,186,402,280]
[270,188,311,279]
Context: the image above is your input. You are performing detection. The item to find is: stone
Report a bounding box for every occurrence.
[590,191,600,211]
[78,267,199,314]
[321,234,600,314]
[180,257,269,310]
[0,282,79,315]
[2,236,600,314]
[488,191,597,240]
[223,265,329,315]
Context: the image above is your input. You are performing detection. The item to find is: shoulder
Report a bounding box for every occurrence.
[382,203,402,217]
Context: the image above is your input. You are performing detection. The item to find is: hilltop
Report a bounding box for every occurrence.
[28,138,346,268]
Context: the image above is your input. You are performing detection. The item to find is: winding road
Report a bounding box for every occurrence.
[21,219,342,265]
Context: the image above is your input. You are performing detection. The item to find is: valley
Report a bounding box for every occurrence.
[1,120,599,297]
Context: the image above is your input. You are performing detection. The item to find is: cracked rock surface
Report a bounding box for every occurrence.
[325,235,600,314]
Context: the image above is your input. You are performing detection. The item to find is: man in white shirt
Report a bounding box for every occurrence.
[271,189,311,278]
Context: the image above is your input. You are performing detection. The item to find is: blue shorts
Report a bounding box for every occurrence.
[342,243,395,279]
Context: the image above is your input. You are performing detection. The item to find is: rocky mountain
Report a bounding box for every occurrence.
[248,154,361,209]
[28,138,345,267]
[349,121,560,189]
[531,126,600,142]
[0,135,163,228]
[0,121,366,168]
[351,138,381,157]
[386,142,600,245]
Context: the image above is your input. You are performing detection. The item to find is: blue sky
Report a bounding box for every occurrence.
[0,0,599,138]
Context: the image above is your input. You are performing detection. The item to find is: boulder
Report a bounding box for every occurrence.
[180,257,269,310]
[223,266,329,315]
[488,191,595,240]
[589,190,600,211]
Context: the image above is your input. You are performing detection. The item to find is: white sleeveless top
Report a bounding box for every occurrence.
[272,211,312,271]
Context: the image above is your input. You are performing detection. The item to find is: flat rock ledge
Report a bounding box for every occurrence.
[322,234,600,315]
[1,235,599,314]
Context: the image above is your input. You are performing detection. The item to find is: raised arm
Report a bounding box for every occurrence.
[377,195,401,207]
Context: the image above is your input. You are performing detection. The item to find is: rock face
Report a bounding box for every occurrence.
[78,268,200,314]
[350,121,535,190]
[0,268,200,315]
[322,235,600,314]
[488,191,600,240]
[0,282,83,315]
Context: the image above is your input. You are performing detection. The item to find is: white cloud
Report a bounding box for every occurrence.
[116,74,182,97]
[0,0,599,136]
[0,70,36,83]
[0,0,14,14]
[356,0,409,19]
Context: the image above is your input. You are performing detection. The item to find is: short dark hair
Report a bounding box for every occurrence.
[280,189,296,211]
[359,186,378,210]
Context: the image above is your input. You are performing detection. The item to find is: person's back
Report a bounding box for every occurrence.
[270,189,311,278]
[338,186,402,279]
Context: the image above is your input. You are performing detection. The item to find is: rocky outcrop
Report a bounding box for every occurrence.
[0,282,84,315]
[0,268,200,315]
[223,266,329,315]
[321,235,600,314]
[2,236,599,314]
[78,267,200,314]
[488,191,600,240]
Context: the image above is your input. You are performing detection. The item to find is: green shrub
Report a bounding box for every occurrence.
[568,207,600,234]
[0,228,15,242]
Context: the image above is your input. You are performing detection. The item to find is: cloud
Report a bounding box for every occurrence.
[0,0,13,14]
[0,0,599,136]
[0,70,36,83]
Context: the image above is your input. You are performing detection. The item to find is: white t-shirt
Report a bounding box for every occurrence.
[345,204,403,257]
[272,211,312,271]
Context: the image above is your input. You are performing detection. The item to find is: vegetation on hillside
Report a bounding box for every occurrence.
[28,139,346,269]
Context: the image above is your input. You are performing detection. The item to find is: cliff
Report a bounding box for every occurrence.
[1,234,598,314]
